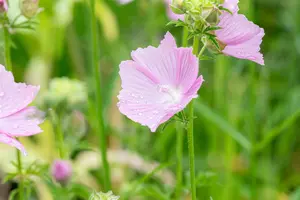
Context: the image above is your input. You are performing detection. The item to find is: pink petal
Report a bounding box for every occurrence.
[131,32,198,89]
[222,0,239,13]
[0,107,44,137]
[0,133,27,155]
[118,32,203,132]
[216,13,265,65]
[0,65,40,118]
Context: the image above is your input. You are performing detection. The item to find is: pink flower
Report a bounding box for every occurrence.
[117,32,204,132]
[164,0,184,21]
[51,160,72,184]
[0,65,44,155]
[0,0,8,13]
[215,0,265,65]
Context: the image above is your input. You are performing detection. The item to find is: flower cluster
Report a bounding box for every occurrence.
[117,0,265,131]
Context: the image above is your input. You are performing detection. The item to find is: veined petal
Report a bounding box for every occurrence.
[0,65,40,118]
[216,13,265,65]
[0,107,44,137]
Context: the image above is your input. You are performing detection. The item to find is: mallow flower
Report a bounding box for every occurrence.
[0,65,44,155]
[0,0,8,13]
[215,0,265,65]
[117,32,204,132]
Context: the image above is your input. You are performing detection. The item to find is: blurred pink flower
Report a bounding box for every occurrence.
[51,160,72,184]
[117,32,204,132]
[215,0,265,65]
[164,0,184,21]
[0,65,44,155]
[0,0,8,13]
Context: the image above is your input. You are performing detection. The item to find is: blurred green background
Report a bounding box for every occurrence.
[0,0,300,199]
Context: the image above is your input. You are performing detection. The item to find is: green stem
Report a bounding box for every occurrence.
[175,122,183,199]
[16,151,25,200]
[4,27,12,72]
[175,27,189,200]
[56,115,66,159]
[90,0,111,190]
[187,37,200,200]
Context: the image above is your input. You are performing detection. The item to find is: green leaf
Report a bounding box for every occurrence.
[194,101,251,150]
[208,36,220,50]
[218,6,233,15]
[254,109,300,153]
[204,26,222,32]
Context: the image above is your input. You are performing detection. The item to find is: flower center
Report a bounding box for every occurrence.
[158,84,182,105]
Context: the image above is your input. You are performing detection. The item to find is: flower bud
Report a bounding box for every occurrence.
[89,191,120,200]
[0,0,8,13]
[20,0,39,18]
[170,0,184,14]
[51,160,72,184]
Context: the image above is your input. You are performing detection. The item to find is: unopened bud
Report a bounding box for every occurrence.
[89,191,120,200]
[51,160,72,185]
[170,0,185,14]
[0,0,8,13]
[20,0,39,18]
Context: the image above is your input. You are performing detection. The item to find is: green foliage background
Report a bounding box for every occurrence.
[0,0,300,199]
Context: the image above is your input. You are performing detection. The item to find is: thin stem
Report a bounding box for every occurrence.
[175,123,183,199]
[4,27,12,72]
[175,27,189,200]
[89,0,111,190]
[187,37,200,200]
[198,43,207,58]
[56,115,66,159]
[17,151,25,200]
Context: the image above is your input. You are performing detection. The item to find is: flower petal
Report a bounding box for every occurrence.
[0,133,27,155]
[223,28,264,65]
[216,14,265,65]
[216,13,262,45]
[131,33,198,89]
[0,107,44,137]
[222,0,239,13]
[118,61,169,132]
[0,65,40,118]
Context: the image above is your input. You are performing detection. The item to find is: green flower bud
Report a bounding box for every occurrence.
[89,191,120,200]
[38,78,87,111]
[20,0,39,18]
